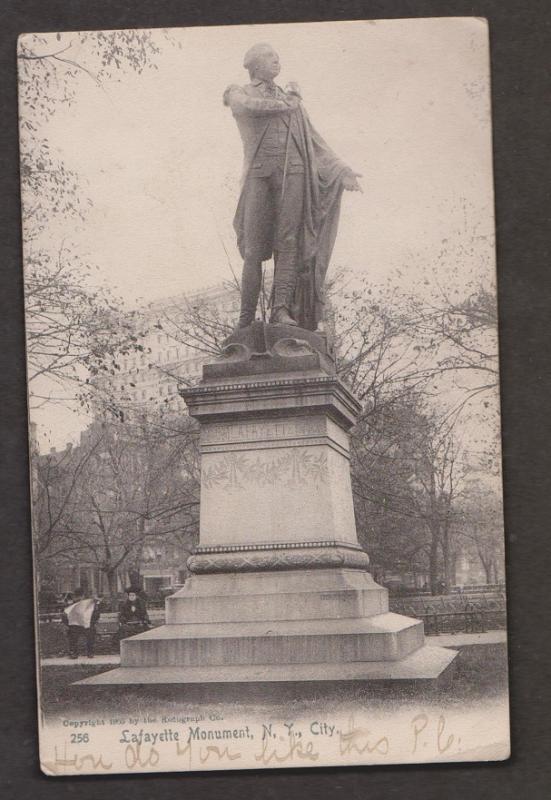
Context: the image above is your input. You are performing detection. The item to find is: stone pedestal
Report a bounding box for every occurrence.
[80,323,455,688]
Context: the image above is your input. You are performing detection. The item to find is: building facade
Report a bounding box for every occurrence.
[96,283,239,418]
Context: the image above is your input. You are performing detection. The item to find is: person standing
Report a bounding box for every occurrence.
[62,586,100,659]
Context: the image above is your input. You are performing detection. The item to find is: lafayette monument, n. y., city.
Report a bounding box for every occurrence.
[80,45,456,694]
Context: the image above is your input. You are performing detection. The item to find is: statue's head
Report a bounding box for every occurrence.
[243,43,280,81]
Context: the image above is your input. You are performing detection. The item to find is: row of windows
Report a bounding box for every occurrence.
[116,363,204,398]
[122,387,186,403]
[122,347,181,371]
[120,397,187,413]
[121,351,204,373]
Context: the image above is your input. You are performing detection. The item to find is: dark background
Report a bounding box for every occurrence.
[1,1,550,798]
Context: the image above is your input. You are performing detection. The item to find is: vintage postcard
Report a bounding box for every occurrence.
[18,18,509,775]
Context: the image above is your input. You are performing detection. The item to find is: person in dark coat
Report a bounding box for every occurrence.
[118,587,151,640]
[62,586,101,659]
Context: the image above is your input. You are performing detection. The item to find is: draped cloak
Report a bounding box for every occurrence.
[64,598,97,629]
[232,103,348,330]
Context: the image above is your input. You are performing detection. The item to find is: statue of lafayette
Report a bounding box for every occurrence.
[224,43,361,332]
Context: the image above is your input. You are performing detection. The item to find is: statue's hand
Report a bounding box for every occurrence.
[284,94,301,110]
[223,84,241,106]
[342,170,363,192]
[285,81,302,98]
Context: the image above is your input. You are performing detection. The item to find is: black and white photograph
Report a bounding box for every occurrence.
[18,17,509,774]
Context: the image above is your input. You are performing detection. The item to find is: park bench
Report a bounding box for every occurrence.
[93,619,121,652]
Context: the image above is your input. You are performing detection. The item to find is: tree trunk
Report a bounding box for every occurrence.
[105,569,119,611]
[128,568,142,590]
[429,537,440,595]
[441,529,454,594]
[480,553,493,584]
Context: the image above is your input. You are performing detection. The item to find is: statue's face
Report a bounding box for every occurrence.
[254,48,281,81]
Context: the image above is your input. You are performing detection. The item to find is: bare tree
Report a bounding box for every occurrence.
[351,394,467,594]
[34,433,105,559]
[19,31,175,415]
[34,416,200,606]
[403,285,499,409]
[351,395,431,584]
[158,289,237,370]
[411,419,465,593]
[24,244,149,414]
[456,488,505,584]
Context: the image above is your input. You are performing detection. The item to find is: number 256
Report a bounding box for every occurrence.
[70,733,90,744]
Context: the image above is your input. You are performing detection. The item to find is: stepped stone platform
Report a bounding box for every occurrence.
[79,322,456,691]
[119,613,423,667]
[76,647,455,688]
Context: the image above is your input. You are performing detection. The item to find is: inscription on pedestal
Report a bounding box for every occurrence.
[202,417,325,445]
[201,416,350,459]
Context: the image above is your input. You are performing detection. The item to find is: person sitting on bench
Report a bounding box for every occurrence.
[118,586,151,639]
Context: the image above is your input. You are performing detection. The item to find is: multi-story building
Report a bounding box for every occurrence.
[96,283,240,418]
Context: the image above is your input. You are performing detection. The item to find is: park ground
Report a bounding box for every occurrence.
[38,635,508,720]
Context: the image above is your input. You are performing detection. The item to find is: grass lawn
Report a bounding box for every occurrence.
[38,643,508,720]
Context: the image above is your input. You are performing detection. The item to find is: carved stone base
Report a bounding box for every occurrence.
[224,320,334,359]
[165,568,388,624]
[188,540,370,573]
[204,320,335,380]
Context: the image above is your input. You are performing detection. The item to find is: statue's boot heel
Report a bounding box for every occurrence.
[271,306,297,326]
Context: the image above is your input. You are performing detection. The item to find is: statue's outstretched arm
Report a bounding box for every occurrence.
[223,84,299,117]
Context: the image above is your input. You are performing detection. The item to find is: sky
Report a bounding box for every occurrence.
[20,17,497,450]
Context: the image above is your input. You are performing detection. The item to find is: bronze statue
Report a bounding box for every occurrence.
[224,43,362,332]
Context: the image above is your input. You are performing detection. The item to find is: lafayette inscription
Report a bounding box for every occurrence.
[202,418,325,445]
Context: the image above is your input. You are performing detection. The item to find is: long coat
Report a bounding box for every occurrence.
[227,86,348,330]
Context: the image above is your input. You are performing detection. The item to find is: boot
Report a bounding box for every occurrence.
[270,252,297,326]
[271,305,297,325]
[237,258,262,328]
[237,307,255,329]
